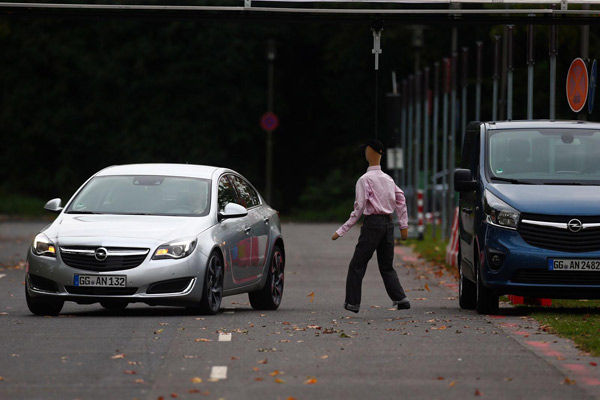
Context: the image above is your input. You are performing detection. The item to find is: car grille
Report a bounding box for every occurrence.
[60,246,149,271]
[518,214,600,253]
[513,269,600,286]
[65,286,138,295]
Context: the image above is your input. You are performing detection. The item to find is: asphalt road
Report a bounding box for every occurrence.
[1,221,600,400]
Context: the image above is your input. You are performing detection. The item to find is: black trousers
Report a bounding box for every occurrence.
[345,214,407,306]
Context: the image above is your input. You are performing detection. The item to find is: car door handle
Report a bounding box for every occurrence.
[263,217,270,224]
[462,208,473,214]
[244,226,252,234]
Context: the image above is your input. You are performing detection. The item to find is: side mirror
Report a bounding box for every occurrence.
[454,169,478,192]
[218,203,248,221]
[44,198,63,213]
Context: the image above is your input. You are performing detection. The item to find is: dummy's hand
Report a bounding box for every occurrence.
[331,232,340,241]
[400,228,408,241]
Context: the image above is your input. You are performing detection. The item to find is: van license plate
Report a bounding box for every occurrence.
[549,259,600,271]
[74,275,127,287]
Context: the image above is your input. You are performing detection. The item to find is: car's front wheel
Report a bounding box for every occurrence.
[25,288,64,316]
[249,245,284,310]
[195,252,223,315]
[475,257,499,315]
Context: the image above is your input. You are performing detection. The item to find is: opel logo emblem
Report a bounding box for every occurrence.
[95,247,108,261]
[568,219,583,233]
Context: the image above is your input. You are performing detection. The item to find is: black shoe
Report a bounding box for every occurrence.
[344,303,360,313]
[394,298,411,310]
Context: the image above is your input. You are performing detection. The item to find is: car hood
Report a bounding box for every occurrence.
[488,183,600,215]
[44,214,214,243]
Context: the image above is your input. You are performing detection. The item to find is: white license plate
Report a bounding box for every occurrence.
[549,259,600,271]
[74,274,127,287]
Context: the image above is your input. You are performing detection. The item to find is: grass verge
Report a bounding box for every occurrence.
[405,226,455,275]
[523,300,600,357]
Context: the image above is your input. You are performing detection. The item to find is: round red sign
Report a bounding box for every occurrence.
[566,58,588,113]
[260,112,279,132]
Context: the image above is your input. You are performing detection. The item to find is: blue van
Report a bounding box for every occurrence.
[454,120,600,314]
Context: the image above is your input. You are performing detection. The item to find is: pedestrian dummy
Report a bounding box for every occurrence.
[332,139,410,313]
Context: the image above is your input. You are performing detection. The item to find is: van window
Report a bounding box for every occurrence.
[487,128,600,184]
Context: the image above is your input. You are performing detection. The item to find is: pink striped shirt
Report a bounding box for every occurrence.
[336,166,409,237]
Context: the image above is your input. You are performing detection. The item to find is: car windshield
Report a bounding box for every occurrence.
[66,175,211,216]
[487,128,600,185]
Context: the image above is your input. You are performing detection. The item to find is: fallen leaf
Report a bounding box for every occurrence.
[134,379,145,384]
[159,322,169,326]
[154,329,164,335]
[269,370,282,376]
[304,378,318,384]
[0,312,9,316]
[252,367,260,372]
[449,381,457,387]
[171,393,178,398]
[307,325,321,329]
[414,298,427,301]
[0,377,4,381]
[339,332,352,338]
[437,376,445,380]
[111,354,126,359]
[254,377,264,381]
[195,338,212,342]
[274,378,285,383]
[124,370,136,375]
[191,377,203,383]
[504,378,513,382]
[258,359,268,364]
[591,362,598,367]
[287,397,297,400]
[307,292,315,303]
[475,389,483,396]
[556,356,565,361]
[279,340,290,343]
[320,355,329,359]
[563,378,576,385]
[424,283,430,292]
[128,361,141,366]
[231,356,239,360]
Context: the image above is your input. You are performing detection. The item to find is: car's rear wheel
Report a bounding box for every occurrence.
[100,301,128,310]
[475,257,499,315]
[25,288,64,316]
[249,245,284,311]
[195,252,223,315]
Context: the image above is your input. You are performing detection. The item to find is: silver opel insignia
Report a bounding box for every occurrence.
[25,164,285,316]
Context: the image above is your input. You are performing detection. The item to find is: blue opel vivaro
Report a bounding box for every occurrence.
[454,120,600,314]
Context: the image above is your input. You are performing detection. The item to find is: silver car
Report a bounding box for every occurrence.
[25,164,285,315]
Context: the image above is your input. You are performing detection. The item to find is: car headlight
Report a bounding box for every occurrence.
[152,238,197,260]
[484,190,519,230]
[32,233,57,257]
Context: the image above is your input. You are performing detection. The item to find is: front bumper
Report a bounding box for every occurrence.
[481,224,600,299]
[26,248,208,306]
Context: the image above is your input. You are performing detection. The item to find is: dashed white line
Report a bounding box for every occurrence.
[219,333,232,342]
[210,366,228,380]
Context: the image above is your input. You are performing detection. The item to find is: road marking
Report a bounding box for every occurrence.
[219,333,232,342]
[210,366,227,380]
[0,274,6,279]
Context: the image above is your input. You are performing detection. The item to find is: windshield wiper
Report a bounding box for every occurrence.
[543,181,594,186]
[490,176,533,184]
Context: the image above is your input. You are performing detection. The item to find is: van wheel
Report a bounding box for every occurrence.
[458,258,476,310]
[249,245,284,311]
[26,288,64,316]
[475,258,499,315]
